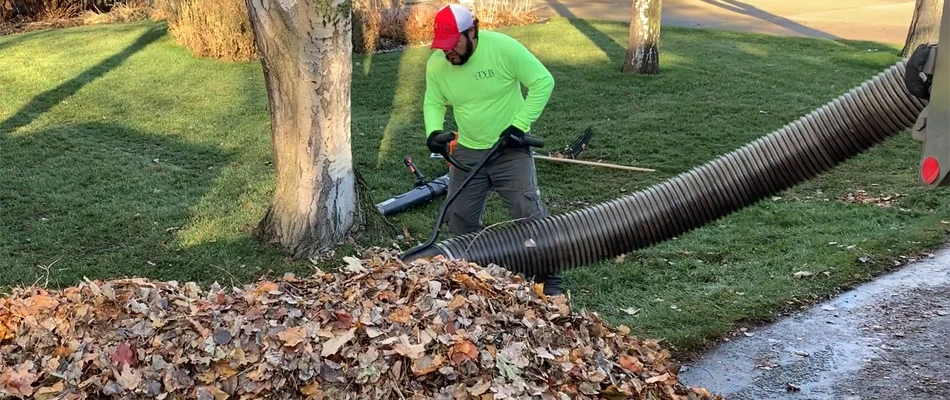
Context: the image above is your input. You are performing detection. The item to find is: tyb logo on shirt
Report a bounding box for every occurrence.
[473,69,495,80]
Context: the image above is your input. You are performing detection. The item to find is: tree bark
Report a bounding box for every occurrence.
[245,0,359,259]
[622,0,662,74]
[902,0,943,57]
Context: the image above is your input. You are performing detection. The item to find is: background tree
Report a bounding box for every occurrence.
[622,0,663,74]
[902,0,944,57]
[245,0,359,259]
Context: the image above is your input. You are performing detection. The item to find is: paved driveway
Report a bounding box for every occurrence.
[535,0,916,44]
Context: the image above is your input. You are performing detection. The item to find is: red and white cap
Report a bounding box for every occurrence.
[431,4,474,50]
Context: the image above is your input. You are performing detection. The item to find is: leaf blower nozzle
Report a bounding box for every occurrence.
[376,174,450,217]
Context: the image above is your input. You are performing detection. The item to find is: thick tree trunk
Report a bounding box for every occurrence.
[246,0,358,259]
[902,0,943,57]
[622,0,662,74]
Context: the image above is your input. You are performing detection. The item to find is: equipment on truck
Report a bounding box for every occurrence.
[399,1,950,279]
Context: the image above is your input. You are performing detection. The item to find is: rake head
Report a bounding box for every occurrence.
[549,126,594,159]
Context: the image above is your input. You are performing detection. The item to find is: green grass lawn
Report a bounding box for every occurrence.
[2,18,948,355]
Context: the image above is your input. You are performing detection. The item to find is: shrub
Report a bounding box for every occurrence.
[1,0,130,22]
[351,0,537,54]
[154,0,256,62]
[139,0,536,60]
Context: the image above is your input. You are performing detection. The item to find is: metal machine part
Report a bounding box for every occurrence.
[913,0,949,188]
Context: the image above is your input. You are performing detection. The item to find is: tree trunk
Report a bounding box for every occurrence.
[622,0,662,74]
[902,0,943,57]
[246,0,358,259]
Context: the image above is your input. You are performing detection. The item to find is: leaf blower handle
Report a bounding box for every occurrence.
[430,131,468,172]
[523,135,544,148]
[431,130,544,173]
[500,125,545,149]
[403,156,426,186]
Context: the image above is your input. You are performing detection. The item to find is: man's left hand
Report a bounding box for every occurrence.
[500,125,526,148]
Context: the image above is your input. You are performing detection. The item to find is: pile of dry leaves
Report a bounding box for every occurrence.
[0,249,720,399]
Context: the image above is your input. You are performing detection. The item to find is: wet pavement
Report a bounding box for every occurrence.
[679,249,950,399]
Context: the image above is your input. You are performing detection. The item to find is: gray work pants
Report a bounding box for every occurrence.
[445,144,563,295]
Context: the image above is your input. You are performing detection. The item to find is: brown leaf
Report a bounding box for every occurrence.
[277,326,307,348]
[33,381,65,400]
[377,290,398,302]
[321,327,356,357]
[449,340,479,364]
[468,379,491,396]
[619,355,644,374]
[115,363,142,391]
[300,381,322,396]
[645,372,674,384]
[1,361,38,396]
[25,294,58,313]
[388,306,414,324]
[411,354,444,376]
[253,282,278,300]
[392,335,426,359]
[196,385,229,400]
[447,294,468,310]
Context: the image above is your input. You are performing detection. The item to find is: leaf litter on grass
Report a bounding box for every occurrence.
[0,248,720,399]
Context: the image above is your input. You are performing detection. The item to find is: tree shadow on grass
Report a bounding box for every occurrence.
[0,25,165,136]
[543,0,626,63]
[0,122,304,290]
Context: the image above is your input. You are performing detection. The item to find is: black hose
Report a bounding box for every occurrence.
[405,61,927,277]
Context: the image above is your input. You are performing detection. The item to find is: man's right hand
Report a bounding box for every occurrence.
[427,131,452,154]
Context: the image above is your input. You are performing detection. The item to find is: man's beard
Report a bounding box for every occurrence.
[447,36,474,65]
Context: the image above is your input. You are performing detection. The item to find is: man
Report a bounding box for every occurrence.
[422,4,562,296]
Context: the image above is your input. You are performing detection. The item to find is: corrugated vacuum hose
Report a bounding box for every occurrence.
[404,61,928,278]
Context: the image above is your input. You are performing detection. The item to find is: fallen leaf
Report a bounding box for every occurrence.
[622,307,640,316]
[110,342,139,368]
[342,256,366,273]
[411,354,444,376]
[392,335,426,360]
[532,282,546,300]
[277,326,307,348]
[388,306,414,324]
[321,327,356,357]
[619,355,644,373]
[449,340,479,364]
[115,363,142,390]
[300,382,321,396]
[794,271,813,279]
[33,381,66,400]
[1,361,38,396]
[468,379,491,396]
[645,372,673,384]
[447,294,467,310]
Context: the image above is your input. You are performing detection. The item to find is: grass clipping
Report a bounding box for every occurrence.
[0,249,720,399]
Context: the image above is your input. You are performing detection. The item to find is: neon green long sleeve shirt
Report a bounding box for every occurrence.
[423,31,555,150]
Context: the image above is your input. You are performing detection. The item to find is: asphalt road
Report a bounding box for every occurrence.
[678,249,950,399]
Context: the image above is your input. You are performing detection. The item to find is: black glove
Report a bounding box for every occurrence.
[427,130,449,154]
[499,125,526,148]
